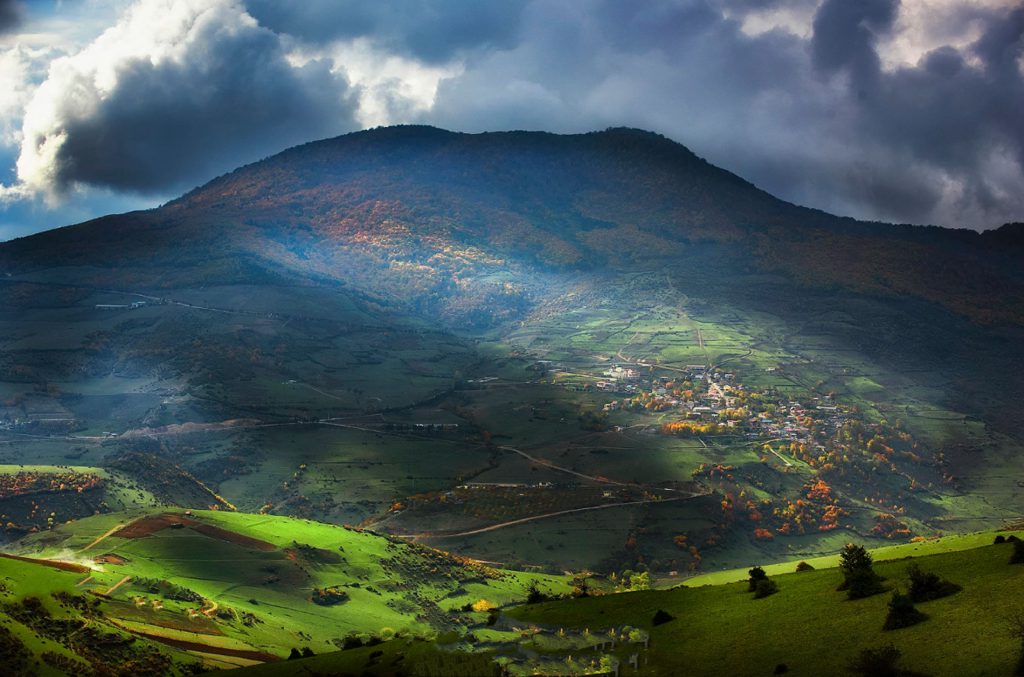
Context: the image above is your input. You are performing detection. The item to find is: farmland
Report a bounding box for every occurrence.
[1,262,1020,576]
[0,508,573,672]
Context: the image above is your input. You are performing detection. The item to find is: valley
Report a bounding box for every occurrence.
[1,126,1022,674]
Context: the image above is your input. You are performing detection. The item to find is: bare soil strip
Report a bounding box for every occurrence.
[0,551,90,573]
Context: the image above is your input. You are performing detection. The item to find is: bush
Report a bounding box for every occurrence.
[883,591,928,631]
[526,584,550,604]
[849,644,902,676]
[795,561,815,572]
[652,609,676,626]
[311,586,349,606]
[748,566,768,592]
[995,535,1007,544]
[773,664,789,674]
[1012,539,1024,565]
[754,579,778,599]
[906,564,961,602]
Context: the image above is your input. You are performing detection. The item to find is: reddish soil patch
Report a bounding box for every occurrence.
[114,514,275,552]
[0,552,89,573]
[93,553,128,565]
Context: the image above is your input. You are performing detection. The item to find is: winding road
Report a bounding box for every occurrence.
[396,494,693,540]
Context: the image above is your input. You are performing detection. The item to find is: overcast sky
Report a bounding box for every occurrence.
[0,0,1020,240]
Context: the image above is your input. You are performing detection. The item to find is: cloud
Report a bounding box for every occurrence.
[419,0,1024,228]
[243,0,528,63]
[0,0,1022,231]
[12,0,357,199]
[0,1,22,34]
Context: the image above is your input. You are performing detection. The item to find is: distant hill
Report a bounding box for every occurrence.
[2,126,1021,326]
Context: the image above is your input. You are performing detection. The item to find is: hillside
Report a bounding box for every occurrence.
[1,126,1023,598]
[0,509,570,673]
[217,532,1024,676]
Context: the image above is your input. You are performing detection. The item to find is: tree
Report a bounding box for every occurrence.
[883,590,927,630]
[906,564,961,602]
[839,544,885,599]
[1011,539,1024,565]
[754,578,778,599]
[526,584,550,604]
[748,566,768,592]
[652,609,675,626]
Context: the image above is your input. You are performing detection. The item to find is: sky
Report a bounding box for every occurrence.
[0,0,1021,240]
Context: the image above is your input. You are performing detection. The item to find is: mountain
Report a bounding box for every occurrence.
[3,126,1022,325]
[1,127,1023,673]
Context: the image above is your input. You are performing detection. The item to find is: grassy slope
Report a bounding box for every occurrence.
[510,534,1024,676]
[1,509,571,672]
[214,532,1024,676]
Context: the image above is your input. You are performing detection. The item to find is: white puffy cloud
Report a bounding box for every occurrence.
[11,0,357,200]
[0,0,1021,232]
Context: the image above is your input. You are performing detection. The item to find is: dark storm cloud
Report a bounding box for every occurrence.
[0,0,22,33]
[419,0,1024,228]
[54,41,351,193]
[7,0,1023,230]
[18,1,358,197]
[244,0,528,63]
[806,1,1024,223]
[811,0,897,91]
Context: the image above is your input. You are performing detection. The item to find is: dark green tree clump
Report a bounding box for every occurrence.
[795,561,815,572]
[526,584,550,604]
[748,566,778,599]
[883,590,928,630]
[849,644,927,677]
[906,564,961,602]
[748,566,768,592]
[1011,539,1024,565]
[311,586,349,606]
[838,544,886,599]
[652,609,676,626]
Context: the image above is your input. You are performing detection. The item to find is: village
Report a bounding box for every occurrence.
[547,359,852,451]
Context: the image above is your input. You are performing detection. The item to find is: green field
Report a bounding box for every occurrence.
[0,508,573,672]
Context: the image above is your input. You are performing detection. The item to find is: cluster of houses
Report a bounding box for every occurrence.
[555,360,853,445]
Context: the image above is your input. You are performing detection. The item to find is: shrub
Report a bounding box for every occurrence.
[754,579,778,599]
[652,609,676,626]
[1012,539,1024,565]
[526,584,550,604]
[311,586,349,606]
[906,564,961,602]
[849,644,902,676]
[995,535,1007,544]
[773,664,789,674]
[883,591,928,631]
[748,566,768,592]
[795,561,815,572]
